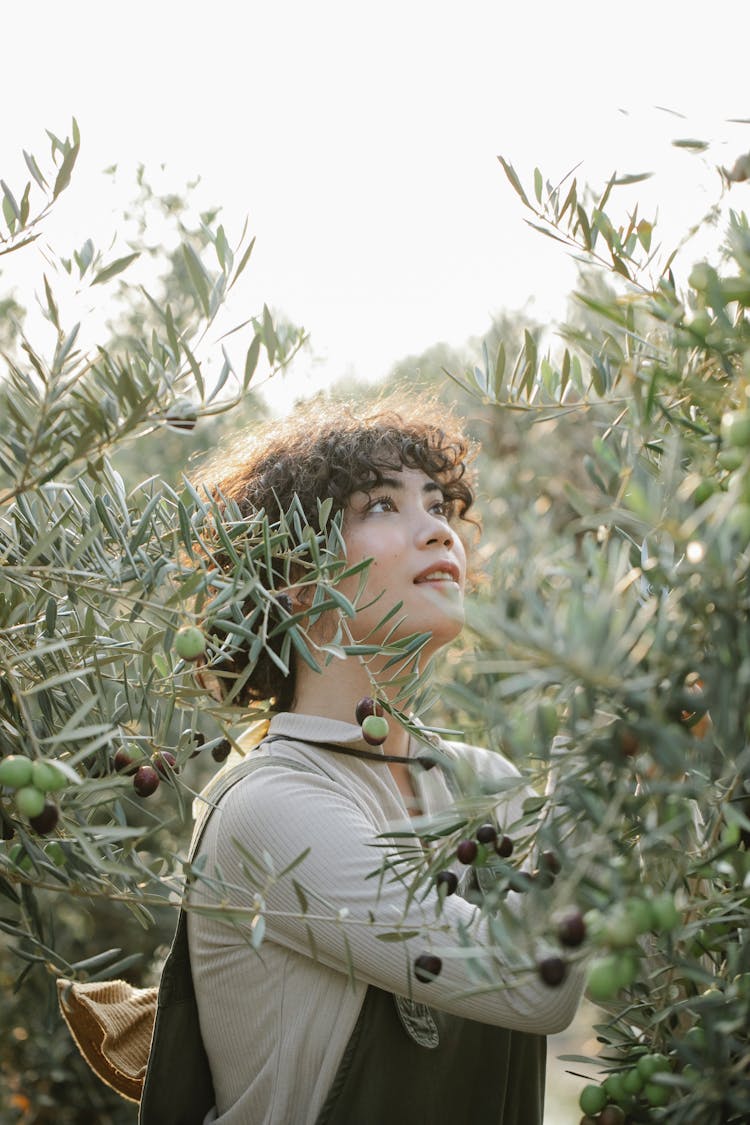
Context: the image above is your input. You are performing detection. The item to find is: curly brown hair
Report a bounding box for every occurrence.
[193,392,478,710]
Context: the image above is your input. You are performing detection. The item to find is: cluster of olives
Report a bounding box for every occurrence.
[0,754,65,834]
[112,746,182,797]
[584,894,680,1002]
[113,730,233,798]
[578,1050,675,1123]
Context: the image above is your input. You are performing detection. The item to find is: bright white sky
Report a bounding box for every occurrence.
[2,1,749,413]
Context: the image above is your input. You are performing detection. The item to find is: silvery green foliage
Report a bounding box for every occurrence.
[430,148,750,1123]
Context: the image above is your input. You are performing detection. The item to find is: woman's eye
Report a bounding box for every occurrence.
[431,499,451,519]
[367,495,396,513]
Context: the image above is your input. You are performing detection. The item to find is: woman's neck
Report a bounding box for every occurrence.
[291,657,412,757]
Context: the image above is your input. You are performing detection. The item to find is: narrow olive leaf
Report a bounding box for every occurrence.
[128,493,163,551]
[70,948,124,972]
[18,180,32,223]
[165,305,180,363]
[0,874,20,904]
[318,584,356,616]
[250,915,265,950]
[277,847,311,880]
[181,336,206,400]
[91,251,140,286]
[215,224,229,269]
[287,626,321,672]
[229,234,256,290]
[560,349,571,396]
[612,254,631,280]
[76,238,95,275]
[44,596,57,636]
[2,194,16,233]
[243,334,262,388]
[55,323,81,369]
[0,232,36,256]
[207,349,233,403]
[523,329,537,384]
[497,157,531,209]
[293,879,309,914]
[376,931,421,942]
[558,178,577,223]
[139,286,167,324]
[262,304,278,366]
[492,341,506,400]
[575,205,592,251]
[88,953,144,982]
[52,137,80,200]
[1,180,21,221]
[472,364,488,395]
[524,220,569,246]
[590,357,607,396]
[613,171,653,185]
[597,173,616,214]
[183,244,211,317]
[23,149,47,189]
[672,138,710,152]
[533,167,543,204]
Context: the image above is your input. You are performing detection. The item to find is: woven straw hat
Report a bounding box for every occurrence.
[57,978,157,1102]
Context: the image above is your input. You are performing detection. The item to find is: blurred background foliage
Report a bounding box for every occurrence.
[1,123,750,1124]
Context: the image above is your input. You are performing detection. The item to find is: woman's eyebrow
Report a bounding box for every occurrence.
[368,476,444,495]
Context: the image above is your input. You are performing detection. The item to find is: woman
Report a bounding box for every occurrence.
[181,395,584,1124]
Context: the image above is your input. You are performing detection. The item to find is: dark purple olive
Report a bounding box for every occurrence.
[189,730,206,758]
[540,849,561,875]
[557,909,587,948]
[153,750,178,777]
[538,955,567,986]
[414,953,442,982]
[211,739,231,763]
[133,765,160,797]
[456,839,479,865]
[355,696,381,726]
[495,835,514,858]
[29,801,60,836]
[435,870,459,896]
[531,867,556,889]
[476,823,498,845]
[113,747,138,775]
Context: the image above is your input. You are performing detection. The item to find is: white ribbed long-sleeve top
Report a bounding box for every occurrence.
[187,712,584,1124]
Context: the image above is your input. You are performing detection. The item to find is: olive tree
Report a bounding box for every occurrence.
[0,124,311,1118]
[430,145,750,1124]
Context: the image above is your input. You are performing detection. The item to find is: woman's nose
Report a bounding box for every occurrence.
[418,512,454,548]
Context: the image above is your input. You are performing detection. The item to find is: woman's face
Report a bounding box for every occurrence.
[340,466,468,659]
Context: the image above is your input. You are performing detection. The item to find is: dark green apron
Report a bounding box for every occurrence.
[316,986,545,1125]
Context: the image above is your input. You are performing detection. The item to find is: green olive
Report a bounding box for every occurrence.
[0,755,34,790]
[15,786,46,819]
[722,409,750,449]
[579,1084,607,1116]
[175,625,207,661]
[31,760,66,792]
